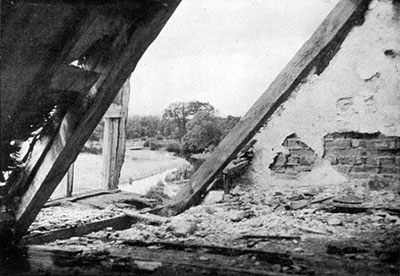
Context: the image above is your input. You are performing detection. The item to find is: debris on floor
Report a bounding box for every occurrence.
[18,179,400,275]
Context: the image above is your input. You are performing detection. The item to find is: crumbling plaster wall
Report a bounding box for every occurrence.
[247,0,400,192]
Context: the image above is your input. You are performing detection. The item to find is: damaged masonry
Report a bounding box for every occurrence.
[1,0,400,275]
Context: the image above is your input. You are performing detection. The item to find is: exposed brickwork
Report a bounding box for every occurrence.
[269,134,317,178]
[323,132,400,190]
[268,132,400,191]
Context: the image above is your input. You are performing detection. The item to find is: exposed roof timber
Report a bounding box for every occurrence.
[4,6,131,205]
[11,0,181,240]
[21,215,134,245]
[50,65,100,93]
[16,0,171,19]
[0,3,84,139]
[0,0,168,141]
[155,0,370,217]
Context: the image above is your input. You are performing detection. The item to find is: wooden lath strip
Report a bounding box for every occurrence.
[21,215,134,245]
[156,0,369,217]
[14,0,181,240]
[50,64,100,94]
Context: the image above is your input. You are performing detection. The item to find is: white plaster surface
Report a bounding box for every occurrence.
[248,0,400,189]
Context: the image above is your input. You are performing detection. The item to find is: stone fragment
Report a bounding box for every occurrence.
[273,204,286,213]
[333,195,363,204]
[229,210,255,222]
[290,199,309,210]
[327,218,342,226]
[204,206,216,214]
[229,212,244,222]
[271,264,282,272]
[371,215,383,222]
[294,247,304,253]
[202,191,224,205]
[134,261,162,271]
[291,265,302,273]
[167,218,197,237]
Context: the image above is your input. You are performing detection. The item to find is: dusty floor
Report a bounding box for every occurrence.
[10,178,399,276]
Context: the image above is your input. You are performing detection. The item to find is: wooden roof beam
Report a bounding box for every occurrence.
[13,0,181,241]
[50,64,100,93]
[5,9,125,198]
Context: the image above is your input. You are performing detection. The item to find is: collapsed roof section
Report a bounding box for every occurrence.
[0,0,181,241]
[155,0,371,217]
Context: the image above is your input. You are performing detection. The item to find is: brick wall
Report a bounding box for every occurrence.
[269,132,400,190]
[269,134,317,178]
[323,132,400,190]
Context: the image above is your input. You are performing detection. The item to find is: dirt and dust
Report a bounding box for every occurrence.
[22,178,400,276]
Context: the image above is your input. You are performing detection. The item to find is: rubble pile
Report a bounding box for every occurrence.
[28,203,123,235]
[30,172,400,274]
[45,180,400,273]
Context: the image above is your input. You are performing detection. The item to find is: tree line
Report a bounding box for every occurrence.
[91,101,240,155]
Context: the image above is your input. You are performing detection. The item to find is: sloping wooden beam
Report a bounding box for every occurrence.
[6,8,127,199]
[156,0,369,217]
[21,215,134,245]
[0,3,81,136]
[13,0,181,240]
[50,64,100,93]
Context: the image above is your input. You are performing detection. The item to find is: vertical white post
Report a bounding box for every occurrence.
[102,78,130,190]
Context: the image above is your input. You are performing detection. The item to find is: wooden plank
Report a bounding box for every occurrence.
[115,79,130,186]
[13,0,181,240]
[68,189,120,202]
[0,3,80,135]
[50,64,100,93]
[21,215,134,245]
[102,78,130,190]
[73,191,156,209]
[102,117,119,189]
[42,190,156,209]
[5,11,113,200]
[123,210,170,225]
[223,160,249,175]
[6,10,125,199]
[66,163,74,197]
[238,235,301,241]
[156,0,369,216]
[10,245,299,276]
[122,240,292,266]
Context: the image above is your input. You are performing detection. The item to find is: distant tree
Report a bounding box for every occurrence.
[182,112,222,154]
[160,119,179,139]
[217,115,241,137]
[162,101,215,139]
[126,115,162,139]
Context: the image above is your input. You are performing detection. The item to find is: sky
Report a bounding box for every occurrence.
[129,0,339,117]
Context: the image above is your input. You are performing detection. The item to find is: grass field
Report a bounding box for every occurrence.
[51,146,189,199]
